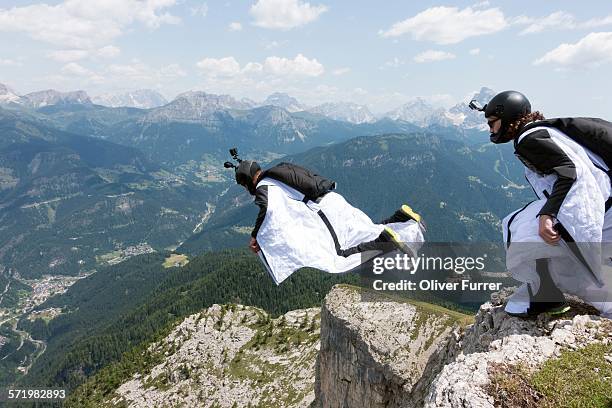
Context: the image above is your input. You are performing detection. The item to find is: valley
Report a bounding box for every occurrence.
[0,272,88,384]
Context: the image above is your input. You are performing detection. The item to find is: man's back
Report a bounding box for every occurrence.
[259,162,336,201]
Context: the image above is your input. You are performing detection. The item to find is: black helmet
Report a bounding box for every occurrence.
[484,91,530,120]
[469,90,531,143]
[485,91,531,143]
[235,160,261,195]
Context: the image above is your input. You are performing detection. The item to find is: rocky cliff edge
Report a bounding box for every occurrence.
[313,285,611,408]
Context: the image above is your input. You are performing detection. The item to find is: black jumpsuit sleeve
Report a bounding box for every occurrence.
[251,185,268,238]
[515,129,577,218]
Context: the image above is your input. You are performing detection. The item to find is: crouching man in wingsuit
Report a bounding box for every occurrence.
[224,149,425,285]
[470,91,612,317]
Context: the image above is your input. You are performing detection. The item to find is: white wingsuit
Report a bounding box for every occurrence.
[503,126,612,317]
[255,177,425,285]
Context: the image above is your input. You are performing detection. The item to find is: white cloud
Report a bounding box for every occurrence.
[191,3,208,17]
[332,67,350,75]
[263,54,324,76]
[469,48,480,55]
[196,57,242,77]
[47,46,121,62]
[519,11,576,35]
[513,12,612,35]
[61,62,104,82]
[62,62,94,76]
[33,60,186,93]
[534,32,612,69]
[228,22,243,31]
[250,0,327,30]
[0,0,179,50]
[195,54,324,79]
[243,62,264,74]
[413,50,456,63]
[583,15,612,28]
[379,6,507,44]
[510,15,533,26]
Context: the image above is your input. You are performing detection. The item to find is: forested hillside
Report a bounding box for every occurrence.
[17,249,357,395]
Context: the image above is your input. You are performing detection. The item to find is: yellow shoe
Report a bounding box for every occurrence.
[383,227,414,256]
[400,205,421,223]
[384,226,401,243]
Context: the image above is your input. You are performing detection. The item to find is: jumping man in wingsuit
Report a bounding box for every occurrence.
[224,149,425,284]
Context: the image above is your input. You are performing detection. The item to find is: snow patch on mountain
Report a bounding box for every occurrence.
[383,88,496,129]
[21,89,92,108]
[92,90,168,109]
[262,92,306,112]
[0,83,21,105]
[447,87,497,130]
[384,97,446,127]
[308,102,375,124]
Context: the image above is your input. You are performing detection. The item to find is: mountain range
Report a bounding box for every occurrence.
[10,92,423,165]
[0,82,495,128]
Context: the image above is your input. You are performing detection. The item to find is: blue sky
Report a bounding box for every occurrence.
[1,0,612,115]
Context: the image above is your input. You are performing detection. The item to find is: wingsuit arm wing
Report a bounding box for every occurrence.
[516,129,577,218]
[251,185,268,238]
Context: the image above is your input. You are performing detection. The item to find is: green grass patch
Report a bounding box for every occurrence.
[162,254,189,269]
[95,250,123,264]
[531,342,612,408]
[487,342,612,408]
